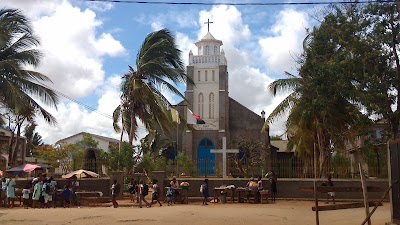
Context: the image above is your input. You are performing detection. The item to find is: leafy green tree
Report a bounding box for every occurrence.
[228,137,267,178]
[113,29,193,146]
[101,142,135,173]
[24,122,43,159]
[264,5,371,177]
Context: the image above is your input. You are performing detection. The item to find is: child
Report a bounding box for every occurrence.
[110,179,120,208]
[138,180,151,208]
[128,179,136,203]
[22,185,30,209]
[166,184,174,206]
[201,179,209,205]
[62,185,71,208]
[269,171,277,203]
[326,175,335,204]
[151,179,162,207]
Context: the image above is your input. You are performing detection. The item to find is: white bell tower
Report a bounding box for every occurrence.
[186,21,228,131]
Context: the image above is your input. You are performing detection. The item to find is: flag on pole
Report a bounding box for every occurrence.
[170,108,180,124]
[187,109,205,124]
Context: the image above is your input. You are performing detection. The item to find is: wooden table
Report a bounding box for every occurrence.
[237,188,258,203]
[213,187,235,203]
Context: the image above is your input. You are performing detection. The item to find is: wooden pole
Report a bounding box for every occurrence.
[359,163,371,225]
[314,142,319,225]
[361,184,394,225]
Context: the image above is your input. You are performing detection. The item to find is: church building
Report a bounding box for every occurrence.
[173,27,273,176]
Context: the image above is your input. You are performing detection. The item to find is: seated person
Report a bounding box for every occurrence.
[246,177,258,190]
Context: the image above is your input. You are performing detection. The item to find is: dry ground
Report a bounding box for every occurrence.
[0,200,391,225]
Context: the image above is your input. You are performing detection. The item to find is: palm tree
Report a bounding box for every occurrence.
[0,8,59,164]
[0,8,58,123]
[113,29,193,145]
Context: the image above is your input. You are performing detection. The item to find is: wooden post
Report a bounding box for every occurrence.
[359,163,371,225]
[314,142,319,225]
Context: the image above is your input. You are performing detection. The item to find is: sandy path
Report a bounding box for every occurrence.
[0,201,390,225]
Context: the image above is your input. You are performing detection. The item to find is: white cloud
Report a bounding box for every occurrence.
[259,8,309,74]
[151,21,164,31]
[30,2,126,98]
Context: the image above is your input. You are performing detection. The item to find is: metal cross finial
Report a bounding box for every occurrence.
[204,18,213,32]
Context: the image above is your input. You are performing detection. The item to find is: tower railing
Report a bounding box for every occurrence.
[189,55,226,66]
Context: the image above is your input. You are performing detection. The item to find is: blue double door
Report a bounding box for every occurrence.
[197,138,215,175]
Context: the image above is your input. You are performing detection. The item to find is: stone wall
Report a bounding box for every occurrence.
[14,177,111,197]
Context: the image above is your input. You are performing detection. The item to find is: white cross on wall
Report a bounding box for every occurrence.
[210,137,239,178]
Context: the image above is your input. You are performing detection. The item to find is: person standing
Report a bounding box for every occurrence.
[138,180,151,208]
[111,179,120,208]
[49,177,57,208]
[71,176,79,207]
[269,171,277,203]
[256,176,263,203]
[22,184,30,209]
[151,179,162,207]
[201,179,209,205]
[32,178,42,208]
[6,177,16,208]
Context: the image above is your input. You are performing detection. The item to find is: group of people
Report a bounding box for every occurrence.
[113,178,163,209]
[0,173,80,209]
[244,172,278,203]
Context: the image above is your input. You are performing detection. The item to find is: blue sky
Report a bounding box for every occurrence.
[0,0,322,143]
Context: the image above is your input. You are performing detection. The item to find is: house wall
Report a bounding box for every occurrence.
[58,134,111,152]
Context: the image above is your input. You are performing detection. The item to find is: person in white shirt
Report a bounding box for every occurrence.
[22,185,30,209]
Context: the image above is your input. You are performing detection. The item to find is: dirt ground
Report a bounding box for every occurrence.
[0,200,391,225]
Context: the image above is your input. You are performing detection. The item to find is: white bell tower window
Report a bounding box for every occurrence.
[209,92,215,119]
[205,45,210,55]
[198,93,204,118]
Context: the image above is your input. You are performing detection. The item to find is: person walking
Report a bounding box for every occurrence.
[138,180,151,208]
[201,179,209,205]
[151,179,162,207]
[326,175,335,204]
[111,179,120,208]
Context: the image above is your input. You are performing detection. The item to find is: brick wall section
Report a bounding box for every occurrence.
[162,178,389,200]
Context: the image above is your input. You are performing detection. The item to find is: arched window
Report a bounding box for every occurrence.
[212,70,215,81]
[198,93,204,118]
[214,46,218,55]
[209,92,215,119]
[205,71,208,81]
[198,71,200,81]
[205,45,210,55]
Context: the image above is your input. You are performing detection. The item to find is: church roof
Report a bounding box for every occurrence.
[201,31,216,40]
[195,31,223,46]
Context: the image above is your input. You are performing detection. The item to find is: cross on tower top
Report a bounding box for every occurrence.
[204,18,213,32]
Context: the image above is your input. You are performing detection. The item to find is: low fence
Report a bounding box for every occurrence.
[165,156,388,179]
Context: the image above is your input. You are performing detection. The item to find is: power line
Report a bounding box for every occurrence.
[35,81,148,132]
[78,0,395,6]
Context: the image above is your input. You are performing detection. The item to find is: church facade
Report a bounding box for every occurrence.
[173,30,272,175]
